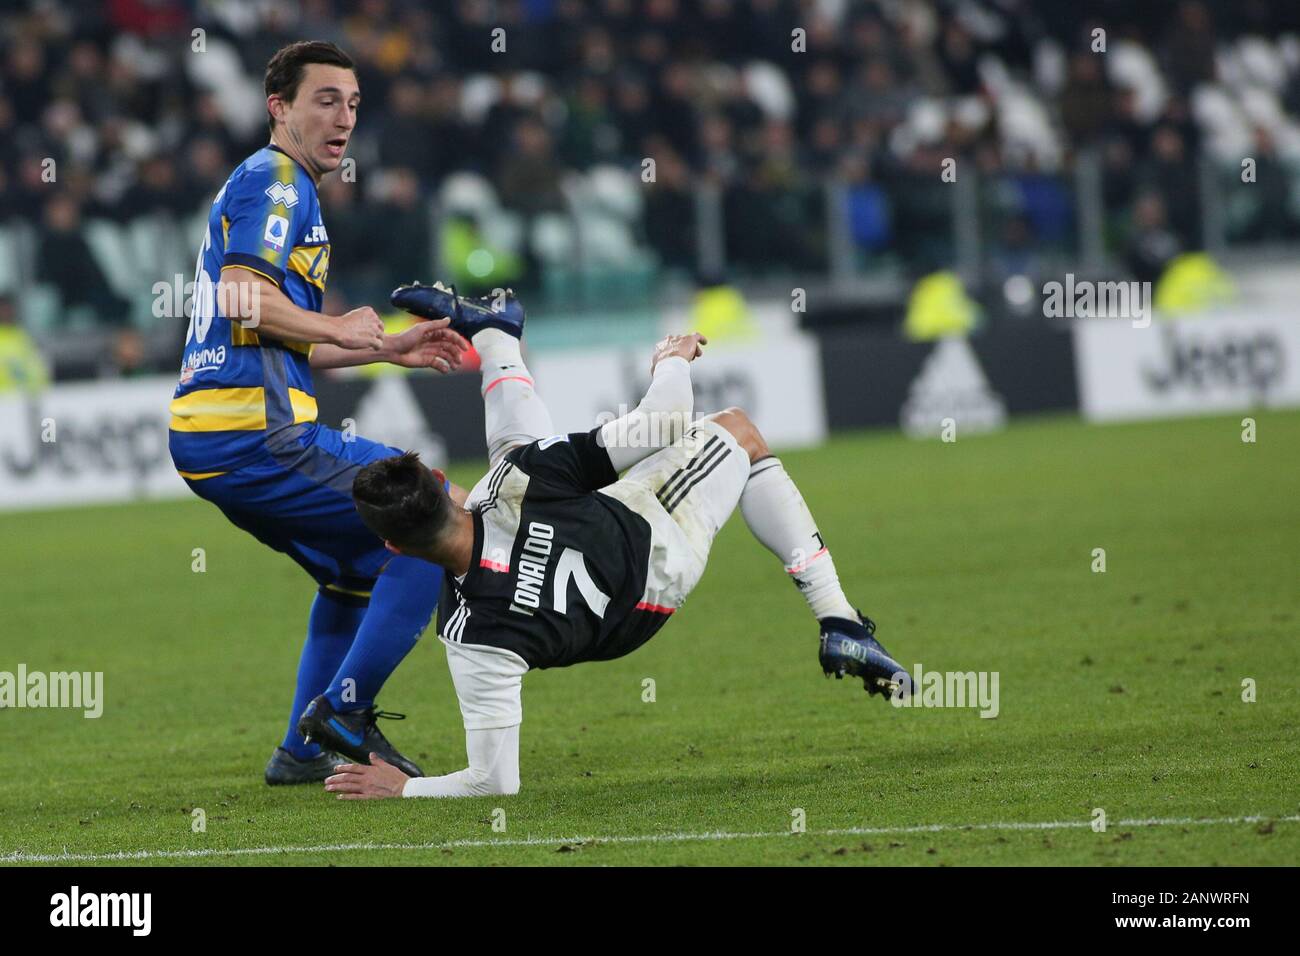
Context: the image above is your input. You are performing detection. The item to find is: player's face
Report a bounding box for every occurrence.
[276,64,359,175]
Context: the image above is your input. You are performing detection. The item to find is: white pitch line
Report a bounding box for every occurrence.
[2,814,1295,864]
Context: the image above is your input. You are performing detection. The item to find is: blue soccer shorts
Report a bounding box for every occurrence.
[181,423,404,594]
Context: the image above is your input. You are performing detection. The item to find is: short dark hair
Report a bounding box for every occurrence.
[264,40,355,133]
[353,452,455,552]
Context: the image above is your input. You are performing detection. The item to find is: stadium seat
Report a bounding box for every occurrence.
[577,217,636,266]
[0,226,18,294]
[583,166,643,221]
[82,220,138,299]
[530,213,575,264]
[476,208,524,258]
[18,285,62,336]
[440,172,500,217]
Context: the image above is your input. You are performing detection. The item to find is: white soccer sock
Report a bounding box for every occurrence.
[739,457,857,623]
[474,328,555,463]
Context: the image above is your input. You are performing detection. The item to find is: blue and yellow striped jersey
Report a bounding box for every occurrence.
[169,145,332,474]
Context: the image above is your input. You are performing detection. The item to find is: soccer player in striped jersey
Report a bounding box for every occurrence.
[319,284,908,799]
[169,42,468,785]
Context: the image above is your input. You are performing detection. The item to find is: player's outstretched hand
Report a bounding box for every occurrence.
[324,754,411,799]
[651,332,708,373]
[336,307,386,351]
[387,319,469,372]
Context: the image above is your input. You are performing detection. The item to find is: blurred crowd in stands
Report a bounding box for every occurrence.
[3,0,1300,382]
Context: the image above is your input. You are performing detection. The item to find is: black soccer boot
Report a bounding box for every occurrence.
[818,611,910,699]
[264,746,348,786]
[391,280,526,339]
[297,695,424,777]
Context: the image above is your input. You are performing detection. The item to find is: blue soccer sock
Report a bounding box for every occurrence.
[282,589,367,759]
[324,555,442,711]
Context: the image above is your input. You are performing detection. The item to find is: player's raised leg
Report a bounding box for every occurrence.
[474,326,552,464]
[391,282,555,463]
[712,407,910,697]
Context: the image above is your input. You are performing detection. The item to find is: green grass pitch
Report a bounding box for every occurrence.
[1,410,1296,866]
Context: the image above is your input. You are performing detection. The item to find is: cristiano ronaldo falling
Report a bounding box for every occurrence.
[318,283,910,799]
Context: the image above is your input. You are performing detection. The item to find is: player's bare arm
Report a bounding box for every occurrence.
[311,322,469,372]
[219,267,380,348]
[218,267,465,370]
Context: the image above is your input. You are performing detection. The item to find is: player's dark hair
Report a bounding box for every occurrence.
[353,452,455,553]
[264,40,355,133]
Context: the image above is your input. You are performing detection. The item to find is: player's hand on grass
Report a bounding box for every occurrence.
[386,319,469,372]
[651,332,707,373]
[324,754,411,799]
[335,307,386,351]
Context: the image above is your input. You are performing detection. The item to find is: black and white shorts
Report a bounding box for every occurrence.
[598,419,750,611]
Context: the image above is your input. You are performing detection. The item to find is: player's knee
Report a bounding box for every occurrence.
[710,407,769,463]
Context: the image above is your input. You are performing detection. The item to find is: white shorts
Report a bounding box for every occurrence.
[597,419,750,611]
